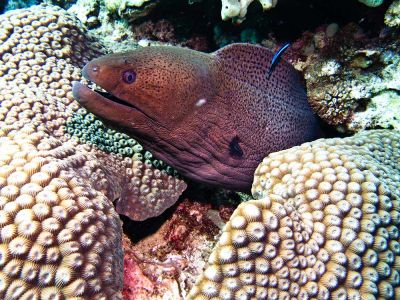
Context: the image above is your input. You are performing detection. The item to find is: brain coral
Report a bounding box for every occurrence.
[189,129,400,300]
[0,4,185,298]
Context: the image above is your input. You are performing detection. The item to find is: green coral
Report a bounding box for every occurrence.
[214,25,260,48]
[358,0,384,7]
[385,0,400,27]
[4,0,37,11]
[240,28,260,44]
[66,108,180,177]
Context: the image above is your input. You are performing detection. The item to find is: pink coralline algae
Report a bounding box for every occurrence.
[122,199,225,299]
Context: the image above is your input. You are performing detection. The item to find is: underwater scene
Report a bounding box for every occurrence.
[0,0,399,299]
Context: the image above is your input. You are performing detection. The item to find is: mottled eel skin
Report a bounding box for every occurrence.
[73,44,321,190]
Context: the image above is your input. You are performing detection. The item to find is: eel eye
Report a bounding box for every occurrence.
[122,70,136,84]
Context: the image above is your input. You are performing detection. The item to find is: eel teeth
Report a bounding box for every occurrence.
[81,78,107,93]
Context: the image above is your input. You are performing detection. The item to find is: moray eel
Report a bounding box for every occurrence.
[73,44,321,190]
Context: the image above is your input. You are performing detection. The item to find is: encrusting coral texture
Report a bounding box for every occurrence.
[385,0,400,27]
[0,4,185,298]
[123,199,223,299]
[189,130,400,300]
[304,23,400,132]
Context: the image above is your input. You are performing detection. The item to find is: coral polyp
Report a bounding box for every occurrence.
[0,4,186,298]
[189,130,400,299]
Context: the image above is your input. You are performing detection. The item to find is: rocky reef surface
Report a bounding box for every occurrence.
[303,25,399,132]
[0,0,399,299]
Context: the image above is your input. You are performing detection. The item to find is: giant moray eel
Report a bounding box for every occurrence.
[73,44,321,190]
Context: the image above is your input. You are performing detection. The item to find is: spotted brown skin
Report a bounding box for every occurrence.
[73,44,321,190]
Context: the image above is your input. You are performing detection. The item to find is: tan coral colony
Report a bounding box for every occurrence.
[0,4,186,299]
[189,130,400,300]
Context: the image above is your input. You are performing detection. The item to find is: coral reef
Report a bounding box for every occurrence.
[220,0,278,23]
[358,0,384,7]
[4,0,37,12]
[66,0,160,37]
[69,1,178,53]
[304,23,400,132]
[133,19,176,43]
[385,0,400,27]
[103,0,159,21]
[0,4,186,298]
[189,129,400,299]
[213,25,260,48]
[67,0,99,28]
[67,0,163,53]
[2,2,399,299]
[278,23,339,72]
[123,199,222,299]
[66,109,180,177]
[218,0,385,23]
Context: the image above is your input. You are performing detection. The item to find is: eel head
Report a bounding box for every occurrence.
[73,46,252,190]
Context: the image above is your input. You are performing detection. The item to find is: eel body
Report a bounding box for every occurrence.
[73,44,321,190]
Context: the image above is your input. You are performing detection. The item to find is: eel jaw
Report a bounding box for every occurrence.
[72,81,133,118]
[72,81,151,130]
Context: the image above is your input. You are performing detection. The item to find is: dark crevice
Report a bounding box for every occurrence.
[134,0,390,50]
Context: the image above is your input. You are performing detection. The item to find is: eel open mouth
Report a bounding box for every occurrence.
[72,80,137,122]
[95,89,137,110]
[72,80,158,126]
[74,78,137,110]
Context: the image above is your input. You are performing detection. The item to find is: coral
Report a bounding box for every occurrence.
[123,199,221,299]
[221,0,278,23]
[358,0,384,7]
[385,0,400,27]
[0,130,123,298]
[133,19,176,43]
[104,0,158,20]
[66,109,180,176]
[182,35,210,52]
[189,129,400,299]
[4,0,37,12]
[260,23,340,76]
[240,28,260,44]
[214,25,260,48]
[0,4,186,298]
[67,0,100,28]
[68,2,159,52]
[68,0,161,52]
[304,24,400,132]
